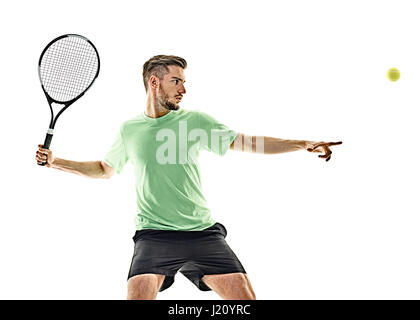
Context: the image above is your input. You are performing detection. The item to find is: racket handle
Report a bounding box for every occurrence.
[38,131,53,166]
[43,132,53,149]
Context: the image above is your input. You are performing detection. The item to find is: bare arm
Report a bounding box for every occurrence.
[50,158,114,179]
[36,144,115,179]
[229,133,307,154]
[229,133,342,161]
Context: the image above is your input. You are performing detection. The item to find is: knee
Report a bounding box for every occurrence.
[231,273,248,286]
[234,274,256,300]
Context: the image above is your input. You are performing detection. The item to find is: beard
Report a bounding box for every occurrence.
[158,90,180,111]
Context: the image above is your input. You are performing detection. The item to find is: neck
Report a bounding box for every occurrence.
[145,93,170,118]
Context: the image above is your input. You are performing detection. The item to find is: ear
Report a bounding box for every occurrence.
[149,75,160,91]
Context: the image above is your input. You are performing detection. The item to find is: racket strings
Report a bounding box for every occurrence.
[42,38,97,95]
[41,38,97,99]
[39,36,99,102]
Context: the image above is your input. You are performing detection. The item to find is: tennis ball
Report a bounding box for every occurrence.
[387,68,400,82]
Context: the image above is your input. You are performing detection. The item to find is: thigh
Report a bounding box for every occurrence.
[127,273,166,300]
[128,239,187,278]
[128,273,166,288]
[188,236,246,272]
[179,237,247,291]
[202,273,256,300]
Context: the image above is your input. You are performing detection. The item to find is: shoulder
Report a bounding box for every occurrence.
[177,109,213,120]
[111,114,145,140]
[120,114,146,129]
[174,108,198,117]
[173,109,206,123]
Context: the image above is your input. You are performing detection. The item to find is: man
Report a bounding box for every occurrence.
[35,55,342,300]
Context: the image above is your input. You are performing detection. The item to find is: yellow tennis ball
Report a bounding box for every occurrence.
[387,68,400,82]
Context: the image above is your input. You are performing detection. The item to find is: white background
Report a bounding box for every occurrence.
[0,0,419,299]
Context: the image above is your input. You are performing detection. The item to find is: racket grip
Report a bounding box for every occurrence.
[43,132,53,149]
[38,131,53,166]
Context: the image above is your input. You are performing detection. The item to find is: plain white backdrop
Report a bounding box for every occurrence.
[1,0,419,299]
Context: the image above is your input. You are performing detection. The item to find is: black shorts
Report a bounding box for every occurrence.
[128,222,247,292]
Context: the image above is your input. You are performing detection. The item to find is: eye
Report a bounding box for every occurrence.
[174,80,179,85]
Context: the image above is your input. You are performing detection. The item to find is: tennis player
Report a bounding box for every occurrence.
[35,55,342,300]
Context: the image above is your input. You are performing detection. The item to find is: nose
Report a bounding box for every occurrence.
[179,84,186,94]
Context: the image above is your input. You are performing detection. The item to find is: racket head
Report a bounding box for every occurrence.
[38,34,100,104]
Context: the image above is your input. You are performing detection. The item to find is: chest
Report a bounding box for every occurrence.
[125,127,202,165]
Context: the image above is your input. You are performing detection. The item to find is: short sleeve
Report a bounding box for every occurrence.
[198,111,238,156]
[103,126,129,174]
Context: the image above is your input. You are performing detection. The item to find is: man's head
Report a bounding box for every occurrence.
[143,55,187,111]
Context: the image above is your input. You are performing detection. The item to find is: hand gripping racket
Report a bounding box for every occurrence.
[38,34,100,166]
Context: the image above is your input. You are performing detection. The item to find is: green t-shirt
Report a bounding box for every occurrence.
[103,109,238,231]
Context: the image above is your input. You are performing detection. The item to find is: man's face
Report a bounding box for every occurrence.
[157,65,186,111]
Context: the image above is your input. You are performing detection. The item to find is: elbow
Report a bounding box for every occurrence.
[230,134,263,153]
[100,161,115,179]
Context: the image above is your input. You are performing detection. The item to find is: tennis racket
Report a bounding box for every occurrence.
[38,34,100,166]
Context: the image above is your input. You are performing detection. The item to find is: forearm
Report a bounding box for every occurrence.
[233,135,308,154]
[50,158,107,179]
[260,136,308,154]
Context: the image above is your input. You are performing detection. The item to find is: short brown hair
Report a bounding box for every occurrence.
[142,55,187,92]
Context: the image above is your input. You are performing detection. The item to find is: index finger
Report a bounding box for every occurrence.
[328,141,342,146]
[38,144,49,152]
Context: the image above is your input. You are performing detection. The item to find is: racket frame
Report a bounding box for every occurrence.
[38,34,100,150]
